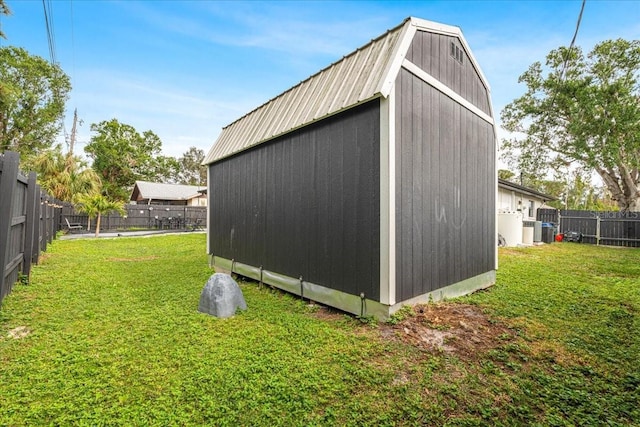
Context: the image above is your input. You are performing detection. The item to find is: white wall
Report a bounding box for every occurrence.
[497,187,545,220]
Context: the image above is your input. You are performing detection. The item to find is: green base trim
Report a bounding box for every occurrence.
[209,255,495,320]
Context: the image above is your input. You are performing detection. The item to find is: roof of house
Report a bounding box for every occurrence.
[498,178,556,201]
[131,181,207,202]
[203,16,490,166]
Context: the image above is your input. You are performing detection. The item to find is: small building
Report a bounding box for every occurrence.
[203,17,497,319]
[130,181,207,206]
[497,179,556,247]
[498,179,555,220]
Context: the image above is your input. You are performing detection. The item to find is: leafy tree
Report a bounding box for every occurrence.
[0,47,71,161]
[74,192,124,237]
[501,39,640,211]
[85,119,177,201]
[176,146,207,185]
[28,145,101,203]
[518,169,618,211]
[0,0,10,39]
[498,169,516,181]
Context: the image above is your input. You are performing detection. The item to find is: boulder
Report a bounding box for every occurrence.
[198,273,247,318]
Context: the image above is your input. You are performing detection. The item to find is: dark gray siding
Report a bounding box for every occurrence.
[405,30,491,116]
[395,68,495,301]
[208,100,381,301]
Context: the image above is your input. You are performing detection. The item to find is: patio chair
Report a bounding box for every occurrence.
[64,218,83,231]
[188,218,204,231]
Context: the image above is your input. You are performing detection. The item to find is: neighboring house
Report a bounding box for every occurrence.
[203,17,496,319]
[498,178,555,220]
[130,181,207,206]
[497,179,556,247]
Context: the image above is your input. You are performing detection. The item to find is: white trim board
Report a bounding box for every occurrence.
[378,87,397,306]
[401,59,494,125]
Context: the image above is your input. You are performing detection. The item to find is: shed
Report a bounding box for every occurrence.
[203,17,497,319]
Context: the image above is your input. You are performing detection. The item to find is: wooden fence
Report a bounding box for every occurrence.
[60,203,207,231]
[538,208,640,248]
[0,151,62,305]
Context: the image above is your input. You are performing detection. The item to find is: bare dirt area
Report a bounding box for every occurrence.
[379,303,519,360]
[309,301,520,361]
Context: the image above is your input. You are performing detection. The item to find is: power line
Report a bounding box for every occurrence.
[560,0,586,81]
[547,0,587,113]
[42,0,57,65]
[70,0,76,89]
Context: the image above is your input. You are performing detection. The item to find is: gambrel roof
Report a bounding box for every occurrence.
[204,16,491,165]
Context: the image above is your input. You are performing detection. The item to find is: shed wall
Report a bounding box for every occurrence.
[208,100,381,301]
[395,68,495,302]
[406,30,491,116]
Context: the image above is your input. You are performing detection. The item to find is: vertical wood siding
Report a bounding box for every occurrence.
[208,101,381,301]
[405,30,492,117]
[395,68,495,301]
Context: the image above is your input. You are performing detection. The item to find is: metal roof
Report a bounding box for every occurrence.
[204,17,490,165]
[131,181,207,202]
[498,179,557,201]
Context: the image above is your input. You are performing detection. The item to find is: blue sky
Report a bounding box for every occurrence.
[2,0,639,160]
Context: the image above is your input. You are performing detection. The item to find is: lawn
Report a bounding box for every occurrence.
[0,234,638,426]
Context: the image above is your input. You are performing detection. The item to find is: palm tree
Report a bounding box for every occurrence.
[29,146,101,202]
[0,1,11,40]
[75,193,124,237]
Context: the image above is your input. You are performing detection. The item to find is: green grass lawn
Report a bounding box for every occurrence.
[0,235,638,426]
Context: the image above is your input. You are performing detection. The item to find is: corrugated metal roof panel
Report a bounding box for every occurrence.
[133,181,206,201]
[204,17,491,165]
[203,20,409,165]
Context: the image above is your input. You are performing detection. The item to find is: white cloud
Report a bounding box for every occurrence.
[65,68,265,158]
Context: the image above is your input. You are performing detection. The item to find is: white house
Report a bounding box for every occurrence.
[497,179,555,246]
[498,178,554,220]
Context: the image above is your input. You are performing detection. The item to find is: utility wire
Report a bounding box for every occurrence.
[70,0,76,89]
[42,0,57,65]
[559,0,586,81]
[547,0,587,113]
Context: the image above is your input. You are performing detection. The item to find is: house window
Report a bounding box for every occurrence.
[528,200,535,218]
[450,42,463,64]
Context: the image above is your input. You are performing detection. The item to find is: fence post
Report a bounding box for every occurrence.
[596,215,601,246]
[23,172,38,278]
[47,197,54,244]
[0,151,20,300]
[41,195,48,253]
[33,184,42,264]
[558,211,563,235]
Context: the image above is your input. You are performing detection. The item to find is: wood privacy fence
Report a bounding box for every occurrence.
[537,208,640,248]
[60,204,207,231]
[0,151,62,305]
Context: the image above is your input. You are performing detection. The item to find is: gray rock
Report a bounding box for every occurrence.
[198,273,247,318]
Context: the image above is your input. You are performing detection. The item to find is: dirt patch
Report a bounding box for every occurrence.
[7,326,31,339]
[379,303,518,360]
[107,256,160,262]
[309,304,346,321]
[306,300,520,361]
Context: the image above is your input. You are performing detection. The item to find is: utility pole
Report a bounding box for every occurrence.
[68,108,78,155]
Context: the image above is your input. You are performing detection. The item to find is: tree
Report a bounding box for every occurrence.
[85,119,177,201]
[0,1,10,39]
[176,146,207,185]
[501,39,640,212]
[0,47,71,161]
[74,192,124,237]
[28,145,101,203]
[498,169,516,181]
